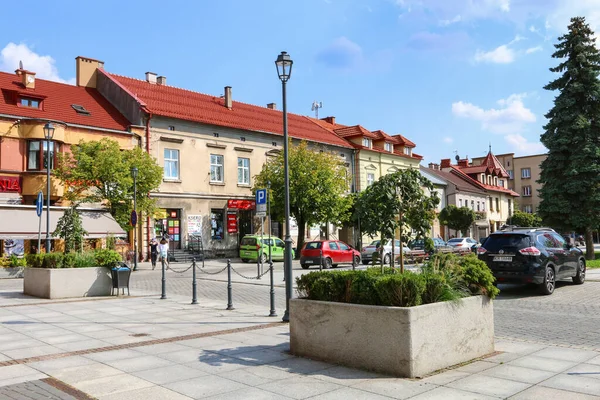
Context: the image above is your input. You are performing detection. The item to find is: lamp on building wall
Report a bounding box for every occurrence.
[275,51,293,322]
[43,122,55,253]
[131,166,138,271]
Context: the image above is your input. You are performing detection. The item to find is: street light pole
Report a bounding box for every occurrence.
[131,167,138,271]
[276,51,293,322]
[43,123,55,253]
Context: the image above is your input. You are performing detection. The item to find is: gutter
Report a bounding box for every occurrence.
[142,106,153,260]
[0,114,132,135]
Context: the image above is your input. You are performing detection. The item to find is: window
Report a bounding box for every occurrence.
[362,138,371,148]
[27,141,58,171]
[168,125,175,131]
[71,104,90,115]
[507,170,514,179]
[495,198,500,211]
[163,149,179,180]
[521,168,531,179]
[305,242,322,250]
[210,209,224,240]
[459,199,463,207]
[272,142,277,146]
[481,202,485,211]
[523,186,532,197]
[367,173,375,186]
[384,142,392,152]
[523,204,533,213]
[404,147,411,156]
[237,157,250,185]
[498,179,504,188]
[480,174,486,183]
[489,198,493,211]
[494,177,498,186]
[471,200,475,210]
[338,242,349,250]
[328,242,339,250]
[240,137,246,142]
[20,97,40,108]
[213,133,219,138]
[210,154,224,182]
[477,202,480,211]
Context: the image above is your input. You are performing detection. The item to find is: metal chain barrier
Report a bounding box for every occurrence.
[166,264,195,274]
[230,264,273,280]
[197,265,229,275]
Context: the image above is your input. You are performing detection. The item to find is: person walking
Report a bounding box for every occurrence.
[159,237,169,269]
[149,238,158,270]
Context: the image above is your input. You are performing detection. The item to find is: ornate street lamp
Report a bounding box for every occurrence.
[131,166,138,271]
[275,51,293,322]
[43,123,55,253]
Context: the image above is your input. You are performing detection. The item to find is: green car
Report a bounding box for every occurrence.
[239,235,295,263]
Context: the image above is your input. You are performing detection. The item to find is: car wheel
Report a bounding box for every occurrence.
[354,255,361,266]
[241,259,248,263]
[332,264,339,268]
[540,266,556,295]
[383,254,391,264]
[301,264,309,270]
[362,260,369,265]
[573,259,586,284]
[323,257,333,269]
[260,253,268,264]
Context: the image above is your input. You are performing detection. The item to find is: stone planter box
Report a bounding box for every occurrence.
[0,267,24,279]
[24,267,112,299]
[290,295,494,378]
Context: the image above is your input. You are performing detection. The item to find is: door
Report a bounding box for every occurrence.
[537,233,567,278]
[337,241,353,263]
[552,233,577,277]
[327,241,340,263]
[272,238,285,261]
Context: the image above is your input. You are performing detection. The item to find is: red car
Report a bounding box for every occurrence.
[300,240,361,269]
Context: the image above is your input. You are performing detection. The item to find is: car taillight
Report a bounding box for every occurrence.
[256,245,261,250]
[361,248,366,252]
[519,247,541,256]
[477,247,487,255]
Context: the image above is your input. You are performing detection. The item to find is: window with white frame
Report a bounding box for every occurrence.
[507,170,514,179]
[459,199,463,207]
[498,179,504,188]
[523,204,533,213]
[210,154,224,182]
[237,157,250,185]
[521,168,531,179]
[362,138,371,148]
[384,142,393,152]
[471,200,475,210]
[477,202,480,211]
[523,185,532,196]
[404,147,411,156]
[366,173,375,186]
[163,149,179,180]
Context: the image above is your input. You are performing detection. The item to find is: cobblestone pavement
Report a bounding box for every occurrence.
[0,379,80,400]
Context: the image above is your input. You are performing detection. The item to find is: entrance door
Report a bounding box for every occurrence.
[166,209,181,250]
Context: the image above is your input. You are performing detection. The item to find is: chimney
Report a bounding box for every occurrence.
[321,116,336,125]
[16,68,36,89]
[157,76,167,86]
[75,56,104,88]
[458,159,469,168]
[428,163,437,170]
[440,158,451,168]
[145,72,157,84]
[267,103,276,109]
[224,86,232,109]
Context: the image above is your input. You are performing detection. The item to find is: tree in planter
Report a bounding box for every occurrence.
[507,210,542,227]
[538,17,600,260]
[55,138,163,230]
[53,206,88,253]
[355,169,439,272]
[253,141,352,254]
[438,205,476,237]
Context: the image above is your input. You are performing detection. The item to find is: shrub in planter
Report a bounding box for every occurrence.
[25,254,44,268]
[94,249,122,268]
[73,252,97,268]
[458,255,499,298]
[42,253,64,269]
[8,255,27,268]
[374,273,424,307]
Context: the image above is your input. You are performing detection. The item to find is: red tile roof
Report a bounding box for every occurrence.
[333,125,378,139]
[105,72,352,149]
[450,166,519,196]
[0,71,130,131]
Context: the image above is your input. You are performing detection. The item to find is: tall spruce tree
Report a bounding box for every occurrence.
[538,17,600,260]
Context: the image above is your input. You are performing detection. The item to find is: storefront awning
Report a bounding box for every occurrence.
[0,206,126,240]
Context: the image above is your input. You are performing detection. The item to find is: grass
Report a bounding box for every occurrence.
[587,259,600,269]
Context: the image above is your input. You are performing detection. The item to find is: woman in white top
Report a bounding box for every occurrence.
[159,238,169,268]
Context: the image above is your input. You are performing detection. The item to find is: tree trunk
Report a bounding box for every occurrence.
[296,216,306,259]
[586,227,595,260]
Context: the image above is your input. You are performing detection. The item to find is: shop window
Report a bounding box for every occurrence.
[27,141,58,171]
[210,209,224,240]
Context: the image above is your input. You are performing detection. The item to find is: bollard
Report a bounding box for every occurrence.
[269,259,277,317]
[226,259,234,310]
[257,252,262,280]
[319,248,323,271]
[191,258,198,305]
[160,256,167,300]
[352,253,356,271]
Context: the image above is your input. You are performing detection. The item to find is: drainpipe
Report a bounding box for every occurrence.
[143,108,153,261]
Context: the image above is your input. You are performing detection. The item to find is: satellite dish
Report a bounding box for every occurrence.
[455,155,460,162]
[19,60,23,70]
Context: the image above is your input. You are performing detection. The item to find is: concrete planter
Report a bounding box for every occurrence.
[0,267,24,279]
[24,267,112,299]
[290,295,494,378]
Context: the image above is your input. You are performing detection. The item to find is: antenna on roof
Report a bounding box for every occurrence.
[311,101,323,119]
[18,60,23,70]
[489,142,492,153]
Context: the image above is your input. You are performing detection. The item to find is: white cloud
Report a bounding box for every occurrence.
[504,134,546,154]
[474,44,515,64]
[443,137,454,143]
[452,93,536,134]
[526,46,543,54]
[440,15,462,26]
[546,0,600,40]
[394,0,510,22]
[0,43,74,84]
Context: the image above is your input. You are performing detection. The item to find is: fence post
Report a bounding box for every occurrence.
[257,252,261,280]
[191,258,198,305]
[226,259,234,310]
[160,256,167,300]
[269,259,277,317]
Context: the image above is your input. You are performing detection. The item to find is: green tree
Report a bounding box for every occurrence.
[55,138,163,230]
[507,210,542,227]
[253,141,352,254]
[438,205,476,237]
[538,17,600,260]
[355,169,439,272]
[53,206,87,253]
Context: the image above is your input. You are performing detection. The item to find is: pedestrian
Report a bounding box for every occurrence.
[149,238,158,270]
[159,237,169,269]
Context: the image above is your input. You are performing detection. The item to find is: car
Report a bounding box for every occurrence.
[301,240,361,269]
[477,227,585,295]
[409,238,452,254]
[239,235,295,263]
[447,237,479,252]
[361,239,409,265]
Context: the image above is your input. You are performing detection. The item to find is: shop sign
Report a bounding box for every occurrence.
[227,199,255,210]
[227,211,238,234]
[187,215,202,235]
[0,176,21,193]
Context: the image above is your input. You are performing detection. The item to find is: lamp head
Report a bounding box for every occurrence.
[43,122,55,140]
[275,51,293,82]
[131,166,138,179]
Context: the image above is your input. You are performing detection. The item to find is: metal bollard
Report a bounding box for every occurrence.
[319,248,323,271]
[269,259,277,317]
[226,259,234,310]
[352,253,356,271]
[160,256,167,300]
[257,253,262,280]
[191,258,198,305]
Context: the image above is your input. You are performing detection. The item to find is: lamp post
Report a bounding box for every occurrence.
[275,51,293,322]
[43,123,55,253]
[131,167,138,271]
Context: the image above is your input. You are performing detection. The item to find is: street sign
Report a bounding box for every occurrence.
[36,192,43,217]
[130,210,138,226]
[256,189,267,205]
[256,211,267,218]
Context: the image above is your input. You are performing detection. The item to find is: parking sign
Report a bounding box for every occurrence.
[256,189,266,205]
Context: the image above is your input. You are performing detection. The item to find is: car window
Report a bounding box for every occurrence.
[551,233,567,248]
[448,239,463,244]
[329,242,339,250]
[241,237,256,246]
[338,242,349,250]
[305,242,322,250]
[261,239,273,246]
[484,234,530,252]
[274,239,284,247]
[537,233,558,248]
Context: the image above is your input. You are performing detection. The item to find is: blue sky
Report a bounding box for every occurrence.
[1,0,598,164]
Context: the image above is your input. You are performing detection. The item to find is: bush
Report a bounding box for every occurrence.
[374,273,424,307]
[8,254,27,268]
[26,254,44,268]
[94,249,122,268]
[421,272,464,304]
[42,253,64,269]
[73,252,97,268]
[458,255,500,298]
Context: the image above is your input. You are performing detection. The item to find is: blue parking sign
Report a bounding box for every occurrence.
[256,189,267,205]
[36,192,43,217]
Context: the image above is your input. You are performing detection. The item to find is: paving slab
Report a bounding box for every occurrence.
[409,386,499,400]
[164,375,246,398]
[507,354,578,373]
[256,375,342,399]
[541,372,600,396]
[351,378,436,399]
[447,374,532,398]
[70,373,154,397]
[98,386,193,400]
[132,364,208,385]
[531,347,599,363]
[480,363,557,384]
[508,385,600,399]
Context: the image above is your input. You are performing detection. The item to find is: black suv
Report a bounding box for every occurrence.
[477,227,586,295]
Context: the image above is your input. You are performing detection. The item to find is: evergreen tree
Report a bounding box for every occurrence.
[538,17,600,259]
[54,206,87,253]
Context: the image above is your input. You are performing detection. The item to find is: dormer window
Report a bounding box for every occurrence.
[384,143,393,152]
[404,147,411,156]
[71,104,91,115]
[362,138,371,148]
[20,97,40,108]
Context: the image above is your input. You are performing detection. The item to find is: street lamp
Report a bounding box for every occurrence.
[131,166,138,271]
[275,51,293,322]
[43,123,55,253]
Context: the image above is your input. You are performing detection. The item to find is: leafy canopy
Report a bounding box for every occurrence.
[438,205,476,236]
[55,138,163,230]
[507,210,542,227]
[53,206,87,253]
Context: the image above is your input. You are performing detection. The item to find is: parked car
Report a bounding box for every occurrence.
[361,239,409,265]
[447,237,479,252]
[301,240,361,269]
[409,238,452,254]
[477,227,585,295]
[239,235,295,263]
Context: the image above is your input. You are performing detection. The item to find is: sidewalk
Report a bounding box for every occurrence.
[0,286,599,398]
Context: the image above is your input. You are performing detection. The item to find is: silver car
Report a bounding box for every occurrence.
[361,239,410,265]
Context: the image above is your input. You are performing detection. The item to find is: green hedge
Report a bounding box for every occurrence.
[296,254,498,307]
[25,249,122,269]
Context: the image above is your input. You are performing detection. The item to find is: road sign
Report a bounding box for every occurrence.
[130,210,138,226]
[256,189,267,205]
[256,211,267,218]
[36,192,43,217]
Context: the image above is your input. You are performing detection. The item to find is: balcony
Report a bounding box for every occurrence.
[475,211,487,221]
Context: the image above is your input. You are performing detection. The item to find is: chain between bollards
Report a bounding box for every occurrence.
[160,256,167,300]
[269,259,277,317]
[191,258,198,305]
[226,259,234,310]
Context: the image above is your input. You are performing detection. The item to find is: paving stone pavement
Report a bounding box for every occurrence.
[0,379,84,400]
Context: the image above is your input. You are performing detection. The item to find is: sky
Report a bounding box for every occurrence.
[1,0,599,164]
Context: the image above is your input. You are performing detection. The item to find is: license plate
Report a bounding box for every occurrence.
[493,256,512,262]
[305,260,313,264]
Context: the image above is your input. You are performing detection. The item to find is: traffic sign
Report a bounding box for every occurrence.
[256,189,267,205]
[130,210,138,226]
[36,192,43,217]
